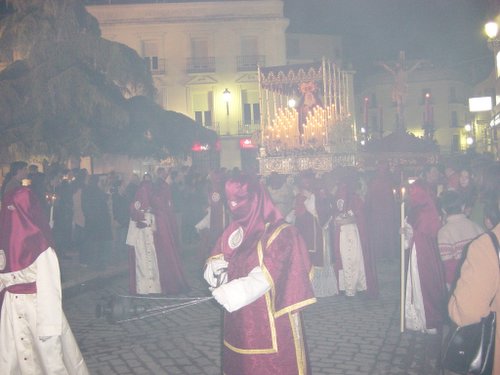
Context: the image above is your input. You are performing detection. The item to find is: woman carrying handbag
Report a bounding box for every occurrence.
[448,164,500,375]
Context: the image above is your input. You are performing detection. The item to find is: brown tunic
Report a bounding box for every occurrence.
[448,223,500,374]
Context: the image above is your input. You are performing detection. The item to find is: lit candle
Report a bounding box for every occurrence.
[424,93,432,124]
[49,194,56,228]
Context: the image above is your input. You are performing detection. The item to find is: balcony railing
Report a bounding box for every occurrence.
[201,122,220,134]
[236,55,265,72]
[238,121,260,135]
[186,57,216,73]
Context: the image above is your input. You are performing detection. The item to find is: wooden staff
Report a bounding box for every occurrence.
[400,186,406,333]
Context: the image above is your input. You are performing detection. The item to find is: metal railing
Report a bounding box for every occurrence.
[200,122,220,134]
[200,122,260,136]
[186,57,216,73]
[238,121,260,135]
[236,55,265,72]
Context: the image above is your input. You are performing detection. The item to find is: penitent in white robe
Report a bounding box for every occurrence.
[337,223,367,296]
[126,212,162,294]
[0,248,89,375]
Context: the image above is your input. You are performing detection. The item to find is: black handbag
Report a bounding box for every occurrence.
[441,231,500,375]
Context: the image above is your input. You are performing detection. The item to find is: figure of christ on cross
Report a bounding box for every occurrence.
[378,51,422,130]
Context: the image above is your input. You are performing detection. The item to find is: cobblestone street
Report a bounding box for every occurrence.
[63,249,442,375]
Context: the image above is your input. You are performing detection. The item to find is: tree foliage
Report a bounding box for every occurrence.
[0,0,216,162]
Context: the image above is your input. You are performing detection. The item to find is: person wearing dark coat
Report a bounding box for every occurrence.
[82,175,112,270]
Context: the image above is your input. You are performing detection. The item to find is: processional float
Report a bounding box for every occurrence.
[257,59,357,175]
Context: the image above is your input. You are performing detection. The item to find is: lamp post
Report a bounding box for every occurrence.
[485,21,499,158]
[485,20,499,81]
[423,92,434,140]
[359,126,367,146]
[223,88,231,116]
[464,123,475,150]
[485,21,499,51]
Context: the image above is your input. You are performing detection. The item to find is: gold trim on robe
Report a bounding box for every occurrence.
[223,223,316,355]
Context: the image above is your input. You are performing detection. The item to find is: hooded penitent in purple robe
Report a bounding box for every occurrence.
[151,178,189,294]
[208,174,316,375]
[0,186,88,374]
[331,180,379,298]
[406,178,447,330]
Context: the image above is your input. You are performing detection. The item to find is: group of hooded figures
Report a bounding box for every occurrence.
[282,169,380,299]
[198,161,500,375]
[1,157,497,375]
[125,164,382,374]
[197,166,387,375]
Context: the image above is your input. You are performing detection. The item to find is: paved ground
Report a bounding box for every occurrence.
[60,247,443,375]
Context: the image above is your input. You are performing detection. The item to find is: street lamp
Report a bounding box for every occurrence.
[359,126,367,146]
[464,123,474,148]
[485,20,500,158]
[485,21,499,41]
[223,88,231,116]
[485,20,499,76]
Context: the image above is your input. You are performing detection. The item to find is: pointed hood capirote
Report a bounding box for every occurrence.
[216,174,283,256]
[0,186,53,273]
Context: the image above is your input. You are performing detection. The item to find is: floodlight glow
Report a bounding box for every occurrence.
[222,88,231,102]
[485,21,499,39]
[464,124,472,132]
[288,98,296,108]
[466,137,474,145]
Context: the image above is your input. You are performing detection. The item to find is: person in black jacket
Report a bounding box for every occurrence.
[82,175,112,270]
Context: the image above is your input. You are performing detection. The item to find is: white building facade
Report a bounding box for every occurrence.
[87,0,290,170]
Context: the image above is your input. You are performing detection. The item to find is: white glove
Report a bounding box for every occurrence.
[303,193,318,218]
[204,258,229,288]
[195,209,211,232]
[285,209,296,224]
[402,218,413,250]
[212,266,271,313]
[0,249,5,271]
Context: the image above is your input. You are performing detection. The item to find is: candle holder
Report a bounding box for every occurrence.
[96,295,147,324]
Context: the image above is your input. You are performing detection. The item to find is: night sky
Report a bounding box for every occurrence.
[283,0,494,84]
[0,0,495,84]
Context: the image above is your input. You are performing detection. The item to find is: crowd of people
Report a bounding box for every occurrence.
[0,156,499,374]
[1,160,497,302]
[199,159,500,374]
[196,159,499,341]
[0,164,208,267]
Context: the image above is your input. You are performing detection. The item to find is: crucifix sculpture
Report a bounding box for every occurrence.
[378,51,422,130]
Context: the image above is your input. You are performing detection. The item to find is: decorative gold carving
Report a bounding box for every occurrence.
[258,153,355,176]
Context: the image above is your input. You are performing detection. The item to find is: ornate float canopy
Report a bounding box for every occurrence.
[257,59,356,175]
[359,128,440,171]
